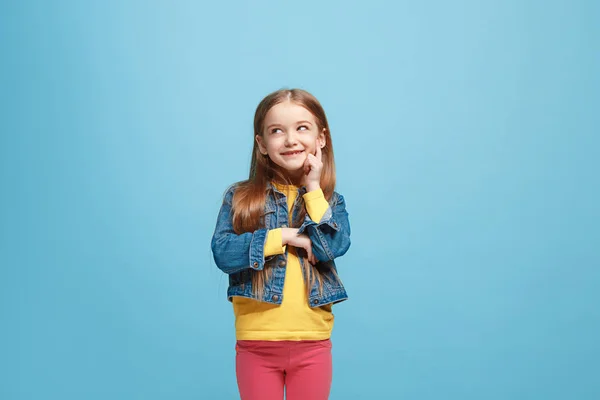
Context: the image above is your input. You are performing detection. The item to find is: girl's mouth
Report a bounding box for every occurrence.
[281,150,304,156]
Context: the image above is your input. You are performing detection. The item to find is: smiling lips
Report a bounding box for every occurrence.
[281,150,304,156]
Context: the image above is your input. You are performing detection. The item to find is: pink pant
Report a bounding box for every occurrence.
[235,339,333,400]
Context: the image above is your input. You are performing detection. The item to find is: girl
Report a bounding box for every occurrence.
[211,88,351,400]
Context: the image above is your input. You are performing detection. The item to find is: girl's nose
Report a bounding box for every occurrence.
[284,131,298,146]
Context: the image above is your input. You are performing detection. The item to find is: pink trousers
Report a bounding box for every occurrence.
[235,339,333,400]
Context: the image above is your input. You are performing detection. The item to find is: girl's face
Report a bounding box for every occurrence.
[256,101,326,179]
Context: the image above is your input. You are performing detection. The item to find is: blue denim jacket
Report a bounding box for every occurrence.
[211,183,351,308]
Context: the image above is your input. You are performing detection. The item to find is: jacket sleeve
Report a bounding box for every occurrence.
[297,191,351,262]
[210,186,270,275]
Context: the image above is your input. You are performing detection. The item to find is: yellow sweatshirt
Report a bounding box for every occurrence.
[232,184,333,341]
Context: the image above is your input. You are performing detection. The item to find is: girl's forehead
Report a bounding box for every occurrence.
[265,101,316,124]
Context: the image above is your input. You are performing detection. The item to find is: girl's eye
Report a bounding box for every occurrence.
[271,128,283,134]
[298,125,309,131]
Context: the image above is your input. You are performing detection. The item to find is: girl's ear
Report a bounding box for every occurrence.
[256,135,268,155]
[318,129,327,148]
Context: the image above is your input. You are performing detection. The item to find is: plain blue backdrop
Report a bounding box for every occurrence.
[1,0,599,399]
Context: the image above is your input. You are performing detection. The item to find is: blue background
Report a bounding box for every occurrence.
[1,0,599,399]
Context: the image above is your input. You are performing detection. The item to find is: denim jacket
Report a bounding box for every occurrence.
[211,182,351,308]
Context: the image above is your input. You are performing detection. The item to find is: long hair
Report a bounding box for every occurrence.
[231,88,336,300]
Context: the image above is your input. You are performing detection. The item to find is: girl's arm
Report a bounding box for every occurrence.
[211,186,271,275]
[298,190,351,262]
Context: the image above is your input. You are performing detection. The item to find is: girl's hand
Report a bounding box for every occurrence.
[281,228,317,265]
[303,139,323,192]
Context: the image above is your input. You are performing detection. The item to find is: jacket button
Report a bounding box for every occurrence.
[253,262,259,268]
[272,294,280,301]
[333,222,338,229]
[278,260,286,267]
[312,299,318,305]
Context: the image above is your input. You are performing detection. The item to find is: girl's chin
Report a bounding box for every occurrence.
[273,159,305,171]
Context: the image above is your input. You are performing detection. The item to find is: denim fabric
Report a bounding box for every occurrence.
[211,183,351,308]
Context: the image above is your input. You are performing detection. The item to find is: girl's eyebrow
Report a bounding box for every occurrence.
[266,120,313,130]
[266,123,282,130]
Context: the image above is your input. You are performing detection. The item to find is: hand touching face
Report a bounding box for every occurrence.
[303,138,323,191]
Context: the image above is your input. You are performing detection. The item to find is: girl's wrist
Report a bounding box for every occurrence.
[306,182,321,192]
[281,228,299,245]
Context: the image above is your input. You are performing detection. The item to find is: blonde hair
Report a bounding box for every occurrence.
[232,88,336,300]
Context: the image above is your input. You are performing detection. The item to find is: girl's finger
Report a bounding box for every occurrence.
[307,154,321,169]
[304,154,311,167]
[306,246,314,265]
[315,139,322,161]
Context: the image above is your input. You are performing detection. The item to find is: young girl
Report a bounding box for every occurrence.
[211,88,351,400]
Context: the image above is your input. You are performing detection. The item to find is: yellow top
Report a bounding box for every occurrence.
[232,184,333,340]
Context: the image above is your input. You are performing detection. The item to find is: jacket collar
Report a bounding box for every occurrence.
[266,181,307,196]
